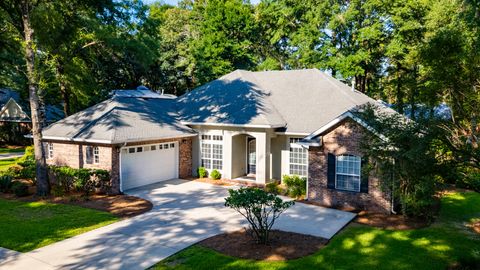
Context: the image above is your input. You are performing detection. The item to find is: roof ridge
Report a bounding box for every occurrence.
[315,69,365,106]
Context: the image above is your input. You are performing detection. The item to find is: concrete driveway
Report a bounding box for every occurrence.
[0,179,355,270]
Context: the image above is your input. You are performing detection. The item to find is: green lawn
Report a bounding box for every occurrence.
[0,157,20,171]
[0,147,25,154]
[0,199,118,252]
[153,192,480,270]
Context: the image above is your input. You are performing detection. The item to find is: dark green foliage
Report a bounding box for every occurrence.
[265,182,281,195]
[456,171,480,192]
[0,175,13,192]
[224,187,294,244]
[15,146,36,182]
[355,104,442,218]
[0,123,30,145]
[282,175,307,199]
[11,181,29,197]
[197,167,208,178]
[48,166,110,197]
[210,169,221,180]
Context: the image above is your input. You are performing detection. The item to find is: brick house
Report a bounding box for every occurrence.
[42,69,396,213]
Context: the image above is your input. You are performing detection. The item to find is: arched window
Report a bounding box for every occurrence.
[335,154,361,192]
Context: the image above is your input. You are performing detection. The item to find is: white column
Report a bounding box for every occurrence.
[223,130,233,179]
[255,132,270,184]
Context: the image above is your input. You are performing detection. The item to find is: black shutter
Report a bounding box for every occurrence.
[327,153,336,189]
[360,157,369,193]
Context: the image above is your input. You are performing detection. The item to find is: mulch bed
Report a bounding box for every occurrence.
[354,211,430,230]
[0,183,152,218]
[198,229,327,261]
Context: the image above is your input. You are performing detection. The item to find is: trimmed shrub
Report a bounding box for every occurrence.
[225,187,294,244]
[197,167,208,178]
[265,182,280,194]
[283,175,307,199]
[91,169,111,193]
[210,169,221,180]
[48,166,111,197]
[12,181,29,197]
[0,174,13,192]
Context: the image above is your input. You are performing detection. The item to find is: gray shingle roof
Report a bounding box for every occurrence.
[177,69,380,133]
[42,96,194,144]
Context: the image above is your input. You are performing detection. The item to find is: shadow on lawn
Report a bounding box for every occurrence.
[154,192,480,270]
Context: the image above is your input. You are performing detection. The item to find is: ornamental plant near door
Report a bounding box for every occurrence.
[225,187,294,244]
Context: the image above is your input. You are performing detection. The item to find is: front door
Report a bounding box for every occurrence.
[247,137,256,175]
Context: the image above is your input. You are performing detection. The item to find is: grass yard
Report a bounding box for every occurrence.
[153,192,480,270]
[0,157,20,171]
[0,198,118,252]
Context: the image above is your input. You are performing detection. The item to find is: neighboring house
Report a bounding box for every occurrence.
[0,88,64,144]
[42,69,395,213]
[0,88,64,124]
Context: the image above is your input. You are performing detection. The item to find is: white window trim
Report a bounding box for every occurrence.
[335,155,361,192]
[200,134,223,172]
[46,143,53,159]
[288,137,308,177]
[93,146,100,164]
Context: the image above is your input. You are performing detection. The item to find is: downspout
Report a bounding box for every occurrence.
[118,142,127,193]
[391,159,397,214]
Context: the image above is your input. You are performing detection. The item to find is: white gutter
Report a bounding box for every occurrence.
[40,133,198,145]
[180,121,285,129]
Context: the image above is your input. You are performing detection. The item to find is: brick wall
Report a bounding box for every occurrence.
[45,136,194,194]
[308,119,391,213]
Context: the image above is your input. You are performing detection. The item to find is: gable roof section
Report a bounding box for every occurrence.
[177,69,382,133]
[42,96,195,144]
[0,98,30,122]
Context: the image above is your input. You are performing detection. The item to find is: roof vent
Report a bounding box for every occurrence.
[136,85,149,91]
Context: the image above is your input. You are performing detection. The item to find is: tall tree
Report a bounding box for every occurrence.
[190,0,258,84]
[0,0,49,195]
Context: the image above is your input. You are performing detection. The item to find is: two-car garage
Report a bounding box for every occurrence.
[120,142,179,191]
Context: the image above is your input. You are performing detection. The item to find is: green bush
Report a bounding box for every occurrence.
[16,146,36,182]
[48,166,111,197]
[457,172,480,192]
[12,181,29,197]
[265,182,280,194]
[210,169,221,180]
[197,167,208,178]
[91,169,111,193]
[225,187,294,244]
[282,175,307,199]
[0,174,13,192]
[399,177,436,219]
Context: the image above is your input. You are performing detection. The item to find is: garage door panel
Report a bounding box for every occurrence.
[121,142,178,190]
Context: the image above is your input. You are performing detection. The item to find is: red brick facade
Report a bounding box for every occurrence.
[44,136,193,194]
[307,119,391,213]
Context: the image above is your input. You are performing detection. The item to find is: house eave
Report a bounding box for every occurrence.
[181,121,285,129]
[38,133,198,145]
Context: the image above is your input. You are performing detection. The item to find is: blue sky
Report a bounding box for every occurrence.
[143,0,260,6]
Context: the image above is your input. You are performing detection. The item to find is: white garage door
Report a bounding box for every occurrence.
[121,142,178,190]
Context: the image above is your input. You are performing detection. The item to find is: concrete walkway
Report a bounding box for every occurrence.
[0,152,24,160]
[0,179,355,270]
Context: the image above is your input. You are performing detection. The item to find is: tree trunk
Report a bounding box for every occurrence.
[21,0,49,196]
[55,60,70,116]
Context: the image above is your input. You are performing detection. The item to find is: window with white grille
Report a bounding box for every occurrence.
[335,155,361,192]
[289,138,308,177]
[201,135,223,170]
